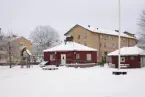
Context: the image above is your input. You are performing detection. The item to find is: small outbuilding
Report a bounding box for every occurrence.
[108,46,145,68]
[43,42,97,67]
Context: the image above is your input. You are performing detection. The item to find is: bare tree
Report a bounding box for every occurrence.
[0,28,5,40]
[2,32,18,68]
[30,25,60,49]
[0,29,6,65]
[30,25,60,61]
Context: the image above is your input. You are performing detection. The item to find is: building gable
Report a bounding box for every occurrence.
[64,24,95,36]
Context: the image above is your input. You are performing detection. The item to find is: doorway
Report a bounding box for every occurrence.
[61,54,66,65]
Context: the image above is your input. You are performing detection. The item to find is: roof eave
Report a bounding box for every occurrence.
[43,50,97,52]
[64,24,79,36]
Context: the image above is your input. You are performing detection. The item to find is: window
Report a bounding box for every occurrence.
[84,42,87,46]
[121,57,125,62]
[19,42,25,47]
[50,54,55,61]
[100,52,103,56]
[77,41,80,44]
[106,43,113,48]
[111,36,114,40]
[106,36,109,40]
[100,35,103,39]
[104,35,106,40]
[83,33,87,39]
[104,43,106,48]
[76,54,80,59]
[100,43,102,47]
[130,56,134,60]
[87,54,91,61]
[109,36,111,40]
[112,44,115,49]
[77,35,80,39]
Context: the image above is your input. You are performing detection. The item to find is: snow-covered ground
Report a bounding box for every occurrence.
[0,65,145,97]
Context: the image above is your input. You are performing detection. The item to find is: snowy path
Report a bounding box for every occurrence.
[0,66,145,97]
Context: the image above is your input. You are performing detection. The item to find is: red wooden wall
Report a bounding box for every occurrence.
[44,51,97,65]
[111,56,141,68]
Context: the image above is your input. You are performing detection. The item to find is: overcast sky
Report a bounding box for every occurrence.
[0,0,145,40]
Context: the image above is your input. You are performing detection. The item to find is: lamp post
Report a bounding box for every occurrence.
[113,0,127,75]
[118,0,121,69]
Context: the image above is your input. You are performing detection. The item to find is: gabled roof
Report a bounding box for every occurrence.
[11,36,32,45]
[108,46,145,56]
[64,24,135,39]
[43,42,97,52]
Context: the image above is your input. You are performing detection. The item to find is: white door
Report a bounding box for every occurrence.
[61,54,66,65]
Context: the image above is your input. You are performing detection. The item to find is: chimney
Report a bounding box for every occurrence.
[115,30,119,32]
[124,31,135,37]
[88,25,90,27]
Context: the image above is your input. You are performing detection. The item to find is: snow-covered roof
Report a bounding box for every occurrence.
[108,46,145,56]
[80,25,135,39]
[11,36,22,41]
[43,42,97,52]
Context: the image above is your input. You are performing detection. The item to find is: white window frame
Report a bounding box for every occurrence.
[130,56,134,60]
[50,54,55,61]
[121,57,125,62]
[76,54,80,59]
[87,54,91,61]
[83,33,87,39]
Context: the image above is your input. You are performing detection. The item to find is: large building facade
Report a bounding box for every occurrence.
[64,24,137,62]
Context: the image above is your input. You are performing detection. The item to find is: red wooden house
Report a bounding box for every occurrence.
[43,42,97,67]
[108,46,145,68]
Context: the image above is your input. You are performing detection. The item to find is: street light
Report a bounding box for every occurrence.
[112,0,127,75]
[118,0,121,69]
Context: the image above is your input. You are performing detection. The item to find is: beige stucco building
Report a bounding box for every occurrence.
[0,36,32,64]
[64,24,137,62]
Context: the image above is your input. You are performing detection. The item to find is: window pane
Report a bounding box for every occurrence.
[84,42,87,46]
[83,33,87,39]
[130,56,134,60]
[76,54,80,59]
[50,54,55,61]
[87,54,91,61]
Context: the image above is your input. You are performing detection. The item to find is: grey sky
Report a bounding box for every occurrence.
[0,0,145,40]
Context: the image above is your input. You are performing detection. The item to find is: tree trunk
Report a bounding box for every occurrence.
[8,42,12,68]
